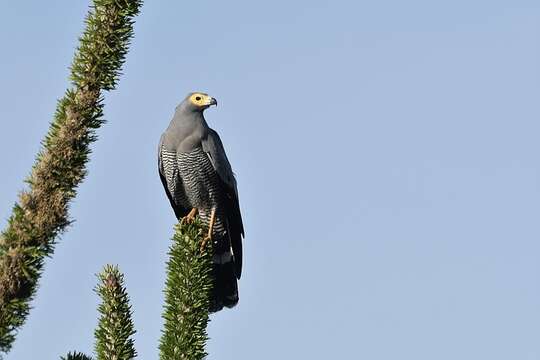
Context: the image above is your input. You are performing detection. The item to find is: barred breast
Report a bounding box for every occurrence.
[176,148,218,208]
[177,147,228,240]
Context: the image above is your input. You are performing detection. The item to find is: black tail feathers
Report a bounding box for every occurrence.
[209,259,239,313]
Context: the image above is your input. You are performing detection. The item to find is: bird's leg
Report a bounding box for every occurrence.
[181,208,198,225]
[200,208,216,252]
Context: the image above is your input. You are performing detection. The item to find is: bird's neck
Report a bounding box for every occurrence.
[169,109,206,128]
[163,110,208,151]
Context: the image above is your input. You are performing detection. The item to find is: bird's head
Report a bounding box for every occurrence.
[182,92,218,112]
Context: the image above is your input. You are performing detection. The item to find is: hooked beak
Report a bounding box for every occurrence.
[209,97,218,106]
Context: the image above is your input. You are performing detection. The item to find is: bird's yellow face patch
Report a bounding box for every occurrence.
[189,93,212,107]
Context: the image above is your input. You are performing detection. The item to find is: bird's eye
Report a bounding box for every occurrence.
[195,96,202,101]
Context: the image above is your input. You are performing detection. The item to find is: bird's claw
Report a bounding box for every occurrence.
[200,207,216,253]
[180,216,194,225]
[200,235,211,253]
[181,208,198,225]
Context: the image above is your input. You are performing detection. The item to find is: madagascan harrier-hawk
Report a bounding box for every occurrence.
[158,92,244,312]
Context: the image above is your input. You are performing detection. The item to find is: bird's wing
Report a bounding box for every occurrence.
[158,135,189,219]
[202,129,244,278]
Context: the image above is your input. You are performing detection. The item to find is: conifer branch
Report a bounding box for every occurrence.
[94,265,137,360]
[0,0,142,353]
[159,219,213,360]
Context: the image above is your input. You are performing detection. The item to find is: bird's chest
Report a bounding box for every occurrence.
[177,147,220,207]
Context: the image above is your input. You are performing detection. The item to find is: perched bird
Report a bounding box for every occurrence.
[158,92,244,312]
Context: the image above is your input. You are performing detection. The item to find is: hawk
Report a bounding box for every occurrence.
[158,92,244,312]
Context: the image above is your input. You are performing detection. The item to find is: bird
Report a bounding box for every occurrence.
[158,92,244,312]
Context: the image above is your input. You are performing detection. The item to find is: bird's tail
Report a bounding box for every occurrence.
[209,236,239,313]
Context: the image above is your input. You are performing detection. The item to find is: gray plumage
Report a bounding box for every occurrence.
[158,92,244,312]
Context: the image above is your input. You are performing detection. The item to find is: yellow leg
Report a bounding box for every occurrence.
[181,208,198,225]
[200,208,216,252]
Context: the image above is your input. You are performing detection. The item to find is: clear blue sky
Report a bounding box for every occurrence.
[1,1,539,359]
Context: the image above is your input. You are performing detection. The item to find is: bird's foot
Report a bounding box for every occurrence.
[200,207,216,253]
[181,208,198,225]
[200,234,212,253]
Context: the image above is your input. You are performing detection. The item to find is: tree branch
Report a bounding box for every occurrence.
[0,0,142,353]
[159,219,213,360]
[61,351,93,360]
[94,265,137,360]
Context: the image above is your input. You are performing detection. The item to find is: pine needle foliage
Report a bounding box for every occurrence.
[94,265,137,360]
[61,351,94,360]
[160,219,214,360]
[0,0,141,353]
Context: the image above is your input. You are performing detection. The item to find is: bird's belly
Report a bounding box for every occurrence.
[177,148,229,250]
[177,147,220,210]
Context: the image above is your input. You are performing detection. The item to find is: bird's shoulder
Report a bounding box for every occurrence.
[202,127,226,150]
[201,128,237,188]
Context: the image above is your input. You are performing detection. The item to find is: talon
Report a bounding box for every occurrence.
[181,208,198,225]
[200,208,216,253]
[200,234,211,252]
